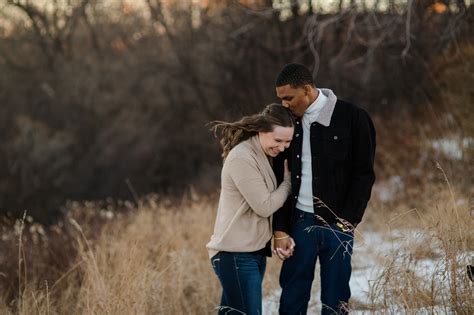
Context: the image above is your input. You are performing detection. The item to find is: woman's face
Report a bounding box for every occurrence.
[259,126,294,157]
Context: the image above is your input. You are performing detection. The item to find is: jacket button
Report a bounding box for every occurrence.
[295,134,300,137]
[296,175,300,179]
[294,196,298,199]
[297,155,300,158]
[333,136,338,140]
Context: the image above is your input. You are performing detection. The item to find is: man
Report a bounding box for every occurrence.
[272,64,376,314]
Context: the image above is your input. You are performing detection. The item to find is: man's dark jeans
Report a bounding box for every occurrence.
[279,209,354,315]
[211,251,266,315]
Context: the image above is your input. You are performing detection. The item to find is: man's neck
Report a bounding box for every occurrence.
[305,88,320,113]
[309,88,319,106]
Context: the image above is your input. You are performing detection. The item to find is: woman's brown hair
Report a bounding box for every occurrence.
[210,104,294,159]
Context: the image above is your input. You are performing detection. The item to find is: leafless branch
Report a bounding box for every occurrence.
[401,0,414,60]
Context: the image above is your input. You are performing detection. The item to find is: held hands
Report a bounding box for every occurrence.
[273,231,295,261]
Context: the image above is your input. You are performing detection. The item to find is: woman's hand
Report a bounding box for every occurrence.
[283,159,291,183]
[273,231,295,260]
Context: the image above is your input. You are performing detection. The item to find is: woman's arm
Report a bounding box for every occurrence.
[228,157,291,218]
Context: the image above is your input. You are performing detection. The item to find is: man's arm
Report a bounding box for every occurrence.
[342,107,376,226]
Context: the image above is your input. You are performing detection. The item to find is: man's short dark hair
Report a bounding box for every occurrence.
[276,63,315,88]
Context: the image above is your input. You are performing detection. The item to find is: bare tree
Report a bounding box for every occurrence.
[145,0,214,118]
[5,0,91,69]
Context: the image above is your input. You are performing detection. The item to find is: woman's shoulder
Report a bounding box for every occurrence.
[226,138,256,163]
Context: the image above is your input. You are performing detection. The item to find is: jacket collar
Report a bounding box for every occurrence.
[313,88,337,127]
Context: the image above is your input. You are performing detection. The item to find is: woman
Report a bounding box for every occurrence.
[207,104,294,315]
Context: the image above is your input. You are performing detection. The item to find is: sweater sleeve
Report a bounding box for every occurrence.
[228,156,291,218]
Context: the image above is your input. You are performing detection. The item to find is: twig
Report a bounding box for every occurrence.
[401,0,413,60]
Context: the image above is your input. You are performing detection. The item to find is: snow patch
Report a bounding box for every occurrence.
[372,176,404,202]
[263,229,473,314]
[431,137,473,160]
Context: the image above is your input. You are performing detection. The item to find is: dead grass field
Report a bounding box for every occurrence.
[0,174,472,314]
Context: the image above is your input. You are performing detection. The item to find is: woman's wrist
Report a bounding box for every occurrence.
[274,231,288,238]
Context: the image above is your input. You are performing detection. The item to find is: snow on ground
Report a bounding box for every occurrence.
[371,176,404,203]
[431,137,473,160]
[263,229,473,314]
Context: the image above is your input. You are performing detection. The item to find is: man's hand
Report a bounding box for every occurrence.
[273,231,295,260]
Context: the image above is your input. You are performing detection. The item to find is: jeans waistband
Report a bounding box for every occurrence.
[295,208,315,219]
[294,208,329,225]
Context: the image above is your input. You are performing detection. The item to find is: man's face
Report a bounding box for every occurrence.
[276,84,311,118]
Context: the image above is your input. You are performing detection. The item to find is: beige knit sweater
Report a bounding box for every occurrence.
[206,135,291,258]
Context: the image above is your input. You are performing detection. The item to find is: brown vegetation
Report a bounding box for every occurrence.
[0,174,472,314]
[0,1,472,313]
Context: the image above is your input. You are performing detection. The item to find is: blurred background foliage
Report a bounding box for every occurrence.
[0,0,472,222]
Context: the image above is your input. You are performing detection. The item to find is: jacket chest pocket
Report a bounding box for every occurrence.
[323,129,351,161]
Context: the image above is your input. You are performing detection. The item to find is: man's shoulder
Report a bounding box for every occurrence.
[330,99,356,122]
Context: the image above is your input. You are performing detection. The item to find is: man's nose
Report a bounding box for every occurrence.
[279,144,286,152]
[282,101,290,108]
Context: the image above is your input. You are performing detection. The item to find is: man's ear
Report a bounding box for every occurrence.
[304,84,317,97]
[303,84,311,96]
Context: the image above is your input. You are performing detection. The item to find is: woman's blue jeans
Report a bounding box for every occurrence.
[211,251,266,315]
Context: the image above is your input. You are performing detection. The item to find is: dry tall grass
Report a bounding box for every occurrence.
[1,175,472,314]
[361,182,473,313]
[1,196,222,314]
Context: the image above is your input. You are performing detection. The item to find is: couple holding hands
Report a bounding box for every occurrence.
[207,64,376,315]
